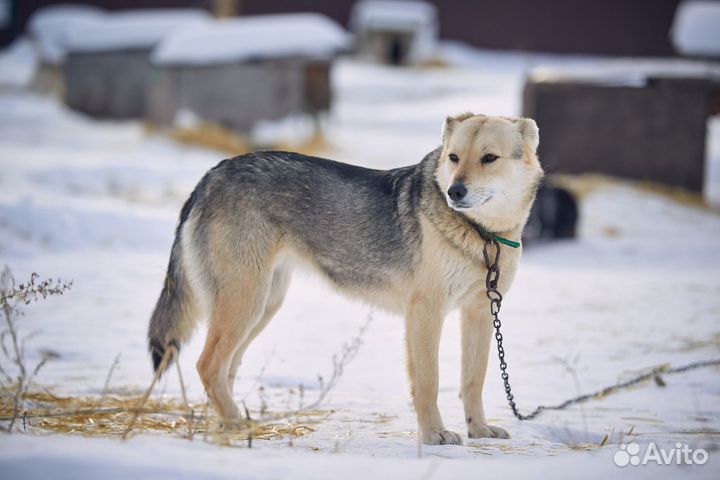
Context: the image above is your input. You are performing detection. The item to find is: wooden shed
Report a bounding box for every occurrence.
[27,4,105,95]
[147,13,349,132]
[62,9,210,118]
[350,0,437,65]
[523,64,720,192]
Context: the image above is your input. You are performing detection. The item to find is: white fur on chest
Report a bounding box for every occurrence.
[438,250,485,308]
[432,240,521,312]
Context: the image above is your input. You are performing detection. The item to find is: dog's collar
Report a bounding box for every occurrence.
[495,236,521,248]
[462,215,521,249]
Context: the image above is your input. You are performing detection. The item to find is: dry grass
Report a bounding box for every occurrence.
[416,57,450,69]
[0,309,370,444]
[168,122,252,156]
[145,121,332,158]
[273,132,333,157]
[0,387,327,443]
[633,180,711,210]
[550,173,714,211]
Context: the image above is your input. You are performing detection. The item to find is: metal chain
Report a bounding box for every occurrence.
[482,237,720,421]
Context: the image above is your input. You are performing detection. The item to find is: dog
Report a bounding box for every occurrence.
[147,112,543,445]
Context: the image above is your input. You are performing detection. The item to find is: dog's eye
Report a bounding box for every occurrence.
[482,154,499,164]
[449,153,459,163]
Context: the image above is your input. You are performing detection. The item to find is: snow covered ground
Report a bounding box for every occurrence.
[0,42,719,479]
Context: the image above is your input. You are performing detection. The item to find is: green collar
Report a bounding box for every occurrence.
[462,214,522,249]
[494,236,521,248]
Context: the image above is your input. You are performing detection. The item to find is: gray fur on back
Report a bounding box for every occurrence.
[189,149,443,288]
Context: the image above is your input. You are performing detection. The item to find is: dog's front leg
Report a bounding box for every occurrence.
[405,296,462,445]
[460,298,510,439]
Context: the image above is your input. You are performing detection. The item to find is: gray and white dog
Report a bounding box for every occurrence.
[148,113,543,445]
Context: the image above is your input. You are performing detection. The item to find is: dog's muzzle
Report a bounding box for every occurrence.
[446,186,494,210]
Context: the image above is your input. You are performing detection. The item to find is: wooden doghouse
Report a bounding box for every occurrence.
[62,9,210,119]
[148,13,349,132]
[524,65,720,191]
[350,0,437,65]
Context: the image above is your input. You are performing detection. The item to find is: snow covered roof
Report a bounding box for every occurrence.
[671,0,720,57]
[28,4,106,64]
[529,59,720,87]
[63,9,211,55]
[351,0,437,31]
[152,13,350,67]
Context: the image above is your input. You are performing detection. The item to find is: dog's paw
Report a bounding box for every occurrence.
[218,417,244,431]
[468,423,510,439]
[422,429,463,445]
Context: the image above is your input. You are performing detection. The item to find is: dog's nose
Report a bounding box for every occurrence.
[447,183,467,202]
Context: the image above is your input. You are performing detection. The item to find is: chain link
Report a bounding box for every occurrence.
[483,237,533,419]
[482,237,720,421]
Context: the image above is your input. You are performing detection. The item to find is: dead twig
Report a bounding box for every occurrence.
[122,345,175,440]
[175,353,194,439]
[0,267,72,432]
[101,353,121,400]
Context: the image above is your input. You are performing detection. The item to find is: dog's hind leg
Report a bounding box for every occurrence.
[227,265,291,396]
[460,296,510,439]
[406,294,462,445]
[197,271,271,422]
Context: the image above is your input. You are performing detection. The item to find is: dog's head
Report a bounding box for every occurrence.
[435,113,544,232]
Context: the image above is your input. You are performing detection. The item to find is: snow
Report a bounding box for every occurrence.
[437,42,720,86]
[27,4,105,64]
[64,9,211,54]
[251,113,320,148]
[152,14,350,67]
[1,41,720,478]
[0,38,38,87]
[0,434,696,480]
[671,0,720,57]
[529,59,720,86]
[27,6,211,61]
[351,0,437,30]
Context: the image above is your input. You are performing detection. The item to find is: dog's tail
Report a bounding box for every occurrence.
[147,189,201,377]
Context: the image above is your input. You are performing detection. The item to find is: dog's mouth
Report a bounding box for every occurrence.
[447,194,493,211]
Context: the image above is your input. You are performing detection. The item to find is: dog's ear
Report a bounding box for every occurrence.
[518,118,539,153]
[442,112,475,145]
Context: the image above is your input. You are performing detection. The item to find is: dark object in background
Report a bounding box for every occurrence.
[65,50,151,118]
[523,184,578,243]
[60,9,210,119]
[147,60,333,132]
[146,13,348,132]
[389,38,403,65]
[523,76,720,192]
[350,0,438,65]
[60,11,345,128]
